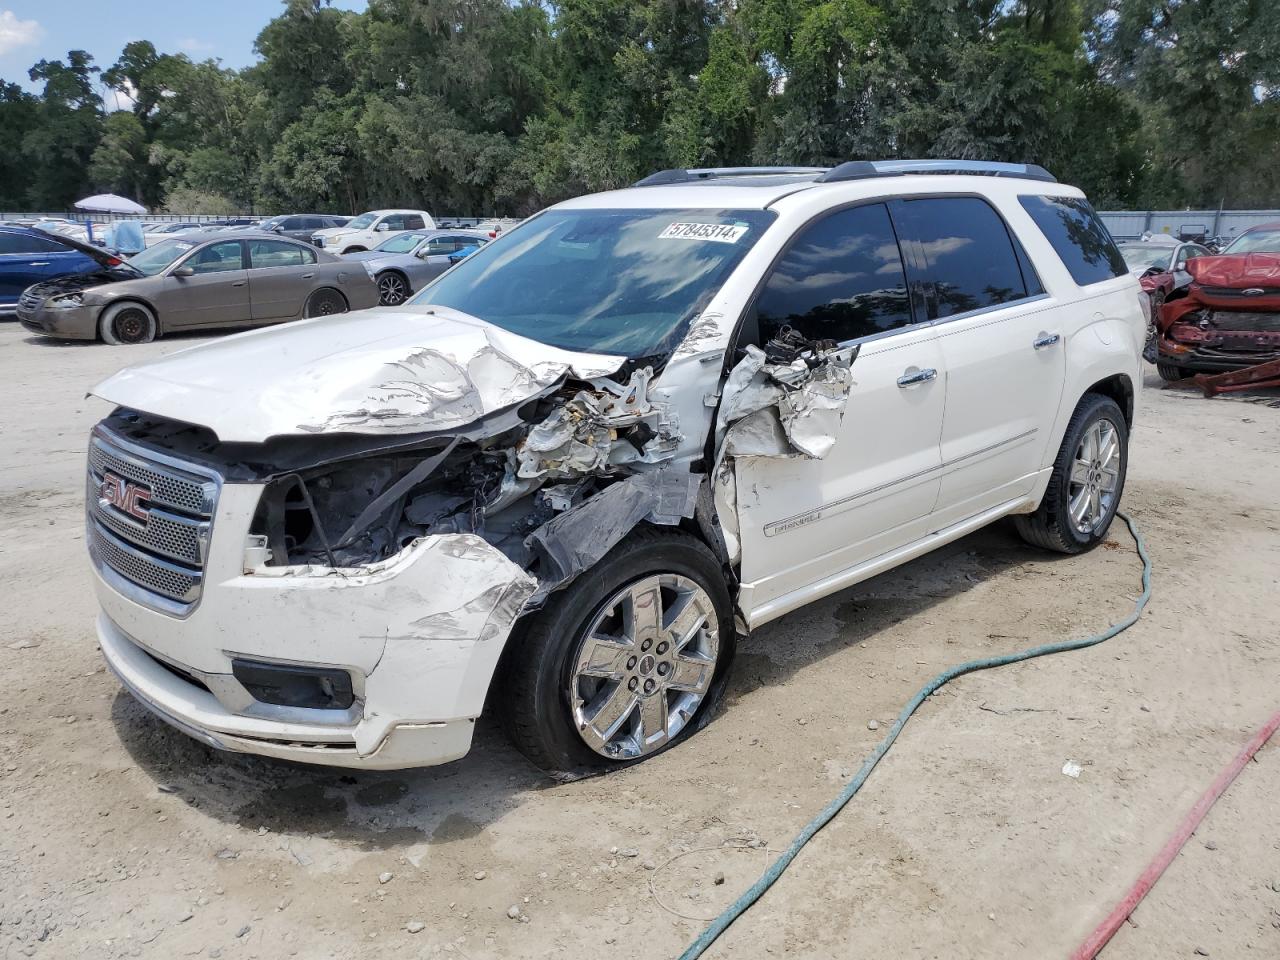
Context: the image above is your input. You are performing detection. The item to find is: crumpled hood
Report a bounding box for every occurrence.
[1188,253,1280,288]
[91,306,625,443]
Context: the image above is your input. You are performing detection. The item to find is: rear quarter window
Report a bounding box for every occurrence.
[1019,195,1126,286]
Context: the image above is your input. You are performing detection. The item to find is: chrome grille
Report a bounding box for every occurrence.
[87,429,220,616]
[18,289,41,311]
[88,521,201,603]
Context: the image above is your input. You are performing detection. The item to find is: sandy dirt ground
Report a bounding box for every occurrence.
[1,323,1278,960]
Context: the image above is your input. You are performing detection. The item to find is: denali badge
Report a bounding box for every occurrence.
[101,472,151,522]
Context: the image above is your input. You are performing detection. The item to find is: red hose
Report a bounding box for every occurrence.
[1070,707,1280,960]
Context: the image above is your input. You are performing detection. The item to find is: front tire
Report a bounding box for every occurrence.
[376,271,410,306]
[500,528,734,778]
[99,301,157,345]
[304,288,348,318]
[1014,392,1127,554]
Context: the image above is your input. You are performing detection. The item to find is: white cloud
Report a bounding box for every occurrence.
[106,78,138,113]
[0,9,43,57]
[178,36,215,53]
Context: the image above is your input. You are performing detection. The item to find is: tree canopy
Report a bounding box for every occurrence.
[1,0,1276,214]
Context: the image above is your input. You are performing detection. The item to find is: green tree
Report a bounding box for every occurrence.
[23,51,103,208]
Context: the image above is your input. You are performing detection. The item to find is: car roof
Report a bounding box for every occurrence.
[559,171,1083,213]
[1241,222,1280,233]
[554,161,1079,213]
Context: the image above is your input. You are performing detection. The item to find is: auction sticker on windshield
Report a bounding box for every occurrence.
[659,222,749,243]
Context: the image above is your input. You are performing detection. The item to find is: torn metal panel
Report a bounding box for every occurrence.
[525,468,702,602]
[89,306,625,444]
[517,368,681,479]
[717,343,856,461]
[670,310,728,361]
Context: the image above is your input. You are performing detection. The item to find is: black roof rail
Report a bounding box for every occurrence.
[817,159,1056,184]
[633,166,827,187]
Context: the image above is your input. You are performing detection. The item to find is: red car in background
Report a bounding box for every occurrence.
[1150,252,1280,391]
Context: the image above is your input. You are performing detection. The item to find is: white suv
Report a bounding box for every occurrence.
[86,161,1143,776]
[312,209,435,253]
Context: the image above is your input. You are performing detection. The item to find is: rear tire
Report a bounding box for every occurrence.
[500,528,734,778]
[304,288,348,318]
[1014,392,1127,555]
[1156,361,1188,381]
[99,301,157,345]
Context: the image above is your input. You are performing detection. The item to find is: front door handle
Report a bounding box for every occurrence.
[29,261,49,267]
[897,367,938,387]
[301,272,315,279]
[231,280,247,287]
[1033,332,1061,350]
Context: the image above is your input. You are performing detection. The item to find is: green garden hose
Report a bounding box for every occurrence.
[678,512,1152,959]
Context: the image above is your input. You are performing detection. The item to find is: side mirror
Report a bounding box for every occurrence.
[172,265,195,278]
[375,223,391,232]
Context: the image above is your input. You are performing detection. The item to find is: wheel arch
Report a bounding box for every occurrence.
[1083,372,1134,427]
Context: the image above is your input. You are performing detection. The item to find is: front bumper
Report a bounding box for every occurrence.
[17,301,101,339]
[94,481,537,769]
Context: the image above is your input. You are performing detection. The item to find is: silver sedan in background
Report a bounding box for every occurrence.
[343,229,489,305]
[17,232,379,344]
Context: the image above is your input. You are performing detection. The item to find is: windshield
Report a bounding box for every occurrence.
[376,232,429,253]
[410,208,776,357]
[259,216,285,230]
[1118,245,1173,270]
[346,213,377,231]
[1223,229,1280,254]
[127,239,196,276]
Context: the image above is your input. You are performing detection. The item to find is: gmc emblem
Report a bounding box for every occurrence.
[101,472,151,522]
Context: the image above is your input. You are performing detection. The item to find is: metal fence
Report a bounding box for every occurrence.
[2,212,519,228]
[1099,209,1280,243]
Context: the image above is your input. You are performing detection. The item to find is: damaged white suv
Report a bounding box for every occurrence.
[87,160,1143,776]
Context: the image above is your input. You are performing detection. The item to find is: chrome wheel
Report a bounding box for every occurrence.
[570,574,719,760]
[1068,418,1121,534]
[377,273,408,305]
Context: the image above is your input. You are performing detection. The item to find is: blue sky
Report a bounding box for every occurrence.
[0,1,367,96]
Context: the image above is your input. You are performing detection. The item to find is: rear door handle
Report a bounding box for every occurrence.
[232,280,247,287]
[301,272,315,279]
[29,261,49,267]
[897,367,938,387]
[1033,333,1061,349]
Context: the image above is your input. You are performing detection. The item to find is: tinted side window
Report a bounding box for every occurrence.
[1019,195,1126,286]
[423,238,460,256]
[755,203,913,344]
[299,217,321,230]
[248,239,313,268]
[892,197,1028,320]
[186,241,245,274]
[0,232,61,254]
[403,215,426,230]
[281,217,303,231]
[381,215,404,231]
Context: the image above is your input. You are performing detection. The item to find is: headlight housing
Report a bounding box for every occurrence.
[47,292,84,310]
[361,261,377,280]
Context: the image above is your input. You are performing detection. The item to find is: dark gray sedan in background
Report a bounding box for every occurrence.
[343,229,489,304]
[18,232,379,344]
